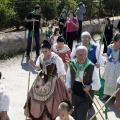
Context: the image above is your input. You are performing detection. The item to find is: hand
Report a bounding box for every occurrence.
[83,85,91,92]
[95,62,100,68]
[28,59,34,67]
[31,18,36,22]
[114,100,120,110]
[59,22,63,25]
[68,88,72,94]
[70,20,74,25]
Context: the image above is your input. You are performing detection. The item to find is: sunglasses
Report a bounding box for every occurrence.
[81,37,90,41]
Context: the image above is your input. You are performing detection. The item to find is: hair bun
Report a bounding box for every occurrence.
[41,40,51,49]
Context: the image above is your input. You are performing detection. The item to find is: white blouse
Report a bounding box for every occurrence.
[0,84,10,113]
[36,52,66,77]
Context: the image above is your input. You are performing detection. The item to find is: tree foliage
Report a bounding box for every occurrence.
[0,0,120,30]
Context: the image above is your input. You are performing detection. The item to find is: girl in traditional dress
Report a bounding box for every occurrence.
[52,36,71,71]
[55,100,74,120]
[24,40,70,120]
[50,28,60,45]
[103,33,120,97]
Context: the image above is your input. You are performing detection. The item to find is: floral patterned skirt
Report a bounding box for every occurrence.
[102,61,120,96]
[24,76,70,120]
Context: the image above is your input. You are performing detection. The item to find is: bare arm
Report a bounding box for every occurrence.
[39,18,42,30]
[114,83,120,110]
[1,111,7,120]
[28,60,41,71]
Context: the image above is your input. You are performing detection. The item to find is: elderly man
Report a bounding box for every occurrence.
[66,46,101,120]
[114,76,120,110]
[0,72,10,120]
[71,31,104,68]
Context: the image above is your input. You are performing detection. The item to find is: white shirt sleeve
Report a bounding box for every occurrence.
[66,67,71,89]
[55,56,66,77]
[1,92,10,112]
[117,76,120,84]
[95,46,105,66]
[36,55,41,69]
[90,67,101,90]
[70,47,76,60]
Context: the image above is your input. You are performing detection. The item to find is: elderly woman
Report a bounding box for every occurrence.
[0,72,10,120]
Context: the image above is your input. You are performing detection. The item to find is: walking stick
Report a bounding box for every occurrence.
[66,54,105,120]
[21,30,27,64]
[90,88,120,120]
[25,20,35,119]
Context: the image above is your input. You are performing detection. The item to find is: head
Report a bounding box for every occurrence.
[68,10,74,19]
[105,17,111,25]
[54,28,60,35]
[76,46,88,64]
[35,5,41,14]
[81,31,91,47]
[58,100,73,119]
[41,40,51,58]
[48,24,53,31]
[57,36,64,48]
[78,2,83,7]
[113,33,120,49]
[61,12,66,17]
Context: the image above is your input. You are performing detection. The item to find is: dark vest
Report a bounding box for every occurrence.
[40,63,57,83]
[70,63,94,98]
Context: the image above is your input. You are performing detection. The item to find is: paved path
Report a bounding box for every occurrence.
[0,38,120,120]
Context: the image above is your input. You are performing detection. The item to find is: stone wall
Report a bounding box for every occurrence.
[0,16,120,57]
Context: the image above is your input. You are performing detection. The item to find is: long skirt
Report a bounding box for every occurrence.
[24,77,70,120]
[102,61,120,96]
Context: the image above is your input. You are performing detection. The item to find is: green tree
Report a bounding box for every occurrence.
[9,0,39,30]
[0,0,16,29]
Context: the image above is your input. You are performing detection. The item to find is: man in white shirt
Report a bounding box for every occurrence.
[114,76,120,110]
[66,46,101,120]
[0,72,10,120]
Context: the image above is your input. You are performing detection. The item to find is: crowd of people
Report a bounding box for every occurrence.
[1,2,120,120]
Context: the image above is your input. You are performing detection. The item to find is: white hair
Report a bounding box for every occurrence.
[81,31,91,38]
[76,46,88,55]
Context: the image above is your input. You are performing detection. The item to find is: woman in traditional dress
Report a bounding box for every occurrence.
[103,33,120,97]
[24,40,70,120]
[52,36,71,71]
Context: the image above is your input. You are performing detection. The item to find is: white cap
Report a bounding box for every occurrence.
[81,31,91,38]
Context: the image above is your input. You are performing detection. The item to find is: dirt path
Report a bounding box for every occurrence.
[0,41,120,120]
